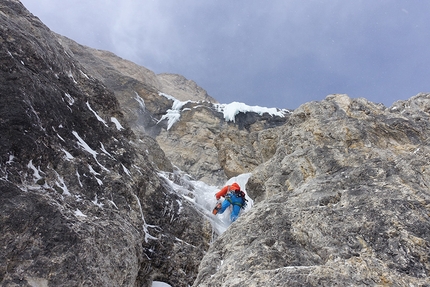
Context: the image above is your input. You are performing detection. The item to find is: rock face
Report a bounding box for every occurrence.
[2,1,430,287]
[157,73,217,103]
[0,1,210,286]
[155,101,289,185]
[194,94,430,286]
[55,35,289,186]
[55,35,216,134]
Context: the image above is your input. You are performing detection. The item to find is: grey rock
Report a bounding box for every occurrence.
[194,94,430,286]
[3,1,430,286]
[157,73,217,103]
[55,34,289,186]
[156,101,289,185]
[0,1,209,286]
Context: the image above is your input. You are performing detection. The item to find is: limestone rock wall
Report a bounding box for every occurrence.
[0,2,209,286]
[4,1,430,286]
[157,73,217,103]
[194,94,430,286]
[54,34,289,186]
[155,101,289,186]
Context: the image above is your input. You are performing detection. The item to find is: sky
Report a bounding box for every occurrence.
[20,0,430,109]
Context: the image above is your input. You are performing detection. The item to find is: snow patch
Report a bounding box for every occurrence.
[74,209,87,217]
[88,164,103,185]
[73,131,98,158]
[76,170,83,187]
[61,149,74,160]
[122,164,132,177]
[54,171,70,196]
[68,70,77,83]
[88,164,100,176]
[100,142,115,159]
[27,160,42,181]
[72,131,109,172]
[111,117,124,130]
[57,133,65,142]
[79,70,90,79]
[87,102,108,127]
[6,154,15,164]
[95,177,103,186]
[215,101,288,122]
[109,200,119,209]
[152,281,172,287]
[92,194,104,208]
[64,93,74,105]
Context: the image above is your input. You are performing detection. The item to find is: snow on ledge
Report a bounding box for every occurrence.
[157,92,289,129]
[215,101,288,122]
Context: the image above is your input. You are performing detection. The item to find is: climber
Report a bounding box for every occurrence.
[212,182,247,222]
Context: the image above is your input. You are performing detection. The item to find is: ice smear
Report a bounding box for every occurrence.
[133,194,159,243]
[158,92,176,101]
[134,91,145,110]
[157,92,192,130]
[158,171,253,235]
[158,92,288,128]
[157,99,190,130]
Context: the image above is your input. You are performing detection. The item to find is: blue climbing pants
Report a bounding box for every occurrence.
[218,193,244,222]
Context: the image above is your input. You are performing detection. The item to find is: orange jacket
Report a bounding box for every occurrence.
[215,182,241,200]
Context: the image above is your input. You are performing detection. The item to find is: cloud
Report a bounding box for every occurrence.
[20,0,430,109]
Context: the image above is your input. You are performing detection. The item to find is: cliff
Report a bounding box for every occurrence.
[194,94,430,286]
[0,1,210,286]
[1,1,430,287]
